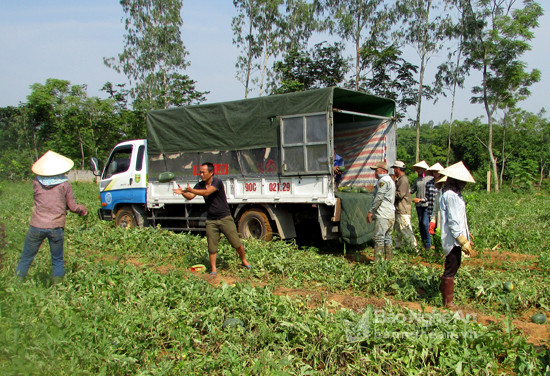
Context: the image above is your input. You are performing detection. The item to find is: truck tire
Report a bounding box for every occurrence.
[115,206,137,229]
[238,209,273,241]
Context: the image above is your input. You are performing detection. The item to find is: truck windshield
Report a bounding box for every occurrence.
[103,145,133,179]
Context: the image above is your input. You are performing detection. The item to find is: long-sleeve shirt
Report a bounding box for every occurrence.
[30,180,87,229]
[431,190,443,224]
[425,179,439,218]
[410,175,433,207]
[369,174,395,219]
[394,174,412,215]
[439,190,470,256]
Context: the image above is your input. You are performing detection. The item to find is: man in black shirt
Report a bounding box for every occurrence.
[174,162,251,275]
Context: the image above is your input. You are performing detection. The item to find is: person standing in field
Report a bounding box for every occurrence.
[367,161,396,261]
[391,161,417,250]
[429,175,447,237]
[16,150,88,285]
[425,162,443,247]
[438,161,476,309]
[410,160,433,249]
[174,162,251,275]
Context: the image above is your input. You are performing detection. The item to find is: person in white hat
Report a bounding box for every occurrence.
[429,175,447,237]
[438,161,475,309]
[391,161,417,250]
[366,161,396,261]
[410,160,433,249]
[15,151,88,284]
[425,162,444,244]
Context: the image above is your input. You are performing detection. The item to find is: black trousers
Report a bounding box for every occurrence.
[443,246,462,278]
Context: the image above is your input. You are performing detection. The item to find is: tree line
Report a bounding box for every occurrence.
[0,0,547,192]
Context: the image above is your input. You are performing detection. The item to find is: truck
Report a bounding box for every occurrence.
[91,87,397,244]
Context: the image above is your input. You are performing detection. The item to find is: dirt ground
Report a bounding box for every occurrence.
[102,252,548,348]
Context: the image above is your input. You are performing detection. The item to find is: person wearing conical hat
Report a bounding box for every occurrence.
[425,162,444,242]
[410,160,433,250]
[15,151,88,285]
[438,161,475,309]
[429,175,447,237]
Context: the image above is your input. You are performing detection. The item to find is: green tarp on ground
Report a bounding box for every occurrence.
[337,192,375,245]
[146,87,395,155]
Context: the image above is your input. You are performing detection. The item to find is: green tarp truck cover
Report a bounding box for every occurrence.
[146,87,395,155]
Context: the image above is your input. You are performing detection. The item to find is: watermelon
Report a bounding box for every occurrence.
[190,264,206,273]
[503,282,514,292]
[223,318,245,330]
[158,171,175,182]
[531,313,547,324]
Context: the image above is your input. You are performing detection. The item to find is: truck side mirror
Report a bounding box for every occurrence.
[90,157,101,176]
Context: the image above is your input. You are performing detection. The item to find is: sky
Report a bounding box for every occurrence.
[1,0,548,126]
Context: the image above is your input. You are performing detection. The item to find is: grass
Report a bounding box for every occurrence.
[0,181,549,375]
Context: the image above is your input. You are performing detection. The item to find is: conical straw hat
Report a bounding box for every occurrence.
[427,162,444,172]
[435,175,447,188]
[412,160,430,170]
[439,161,475,183]
[31,150,74,176]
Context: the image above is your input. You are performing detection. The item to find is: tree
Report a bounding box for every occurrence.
[434,0,471,165]
[398,0,451,162]
[0,106,36,180]
[269,41,349,94]
[319,0,396,91]
[356,42,419,121]
[459,0,542,191]
[104,0,207,112]
[233,0,288,98]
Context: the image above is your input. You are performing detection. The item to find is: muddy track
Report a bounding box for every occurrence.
[88,253,549,348]
[201,271,549,348]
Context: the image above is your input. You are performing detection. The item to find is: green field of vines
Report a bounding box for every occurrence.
[1,182,549,375]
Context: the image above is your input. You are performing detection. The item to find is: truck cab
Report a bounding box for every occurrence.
[94,140,148,227]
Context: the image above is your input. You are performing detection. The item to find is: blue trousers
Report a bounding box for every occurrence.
[16,226,65,278]
[416,206,431,249]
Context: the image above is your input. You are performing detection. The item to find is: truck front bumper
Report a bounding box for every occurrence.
[98,208,114,221]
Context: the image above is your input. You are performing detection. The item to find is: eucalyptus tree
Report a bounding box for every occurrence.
[233,0,317,98]
[459,0,542,191]
[356,42,419,121]
[319,0,396,92]
[269,41,349,94]
[233,0,286,98]
[434,0,471,164]
[104,0,206,112]
[397,0,452,162]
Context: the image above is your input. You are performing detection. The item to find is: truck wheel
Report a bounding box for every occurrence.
[238,209,273,241]
[115,206,137,229]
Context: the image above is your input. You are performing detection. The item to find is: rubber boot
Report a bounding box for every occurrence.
[374,245,384,262]
[440,276,457,309]
[384,245,393,261]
